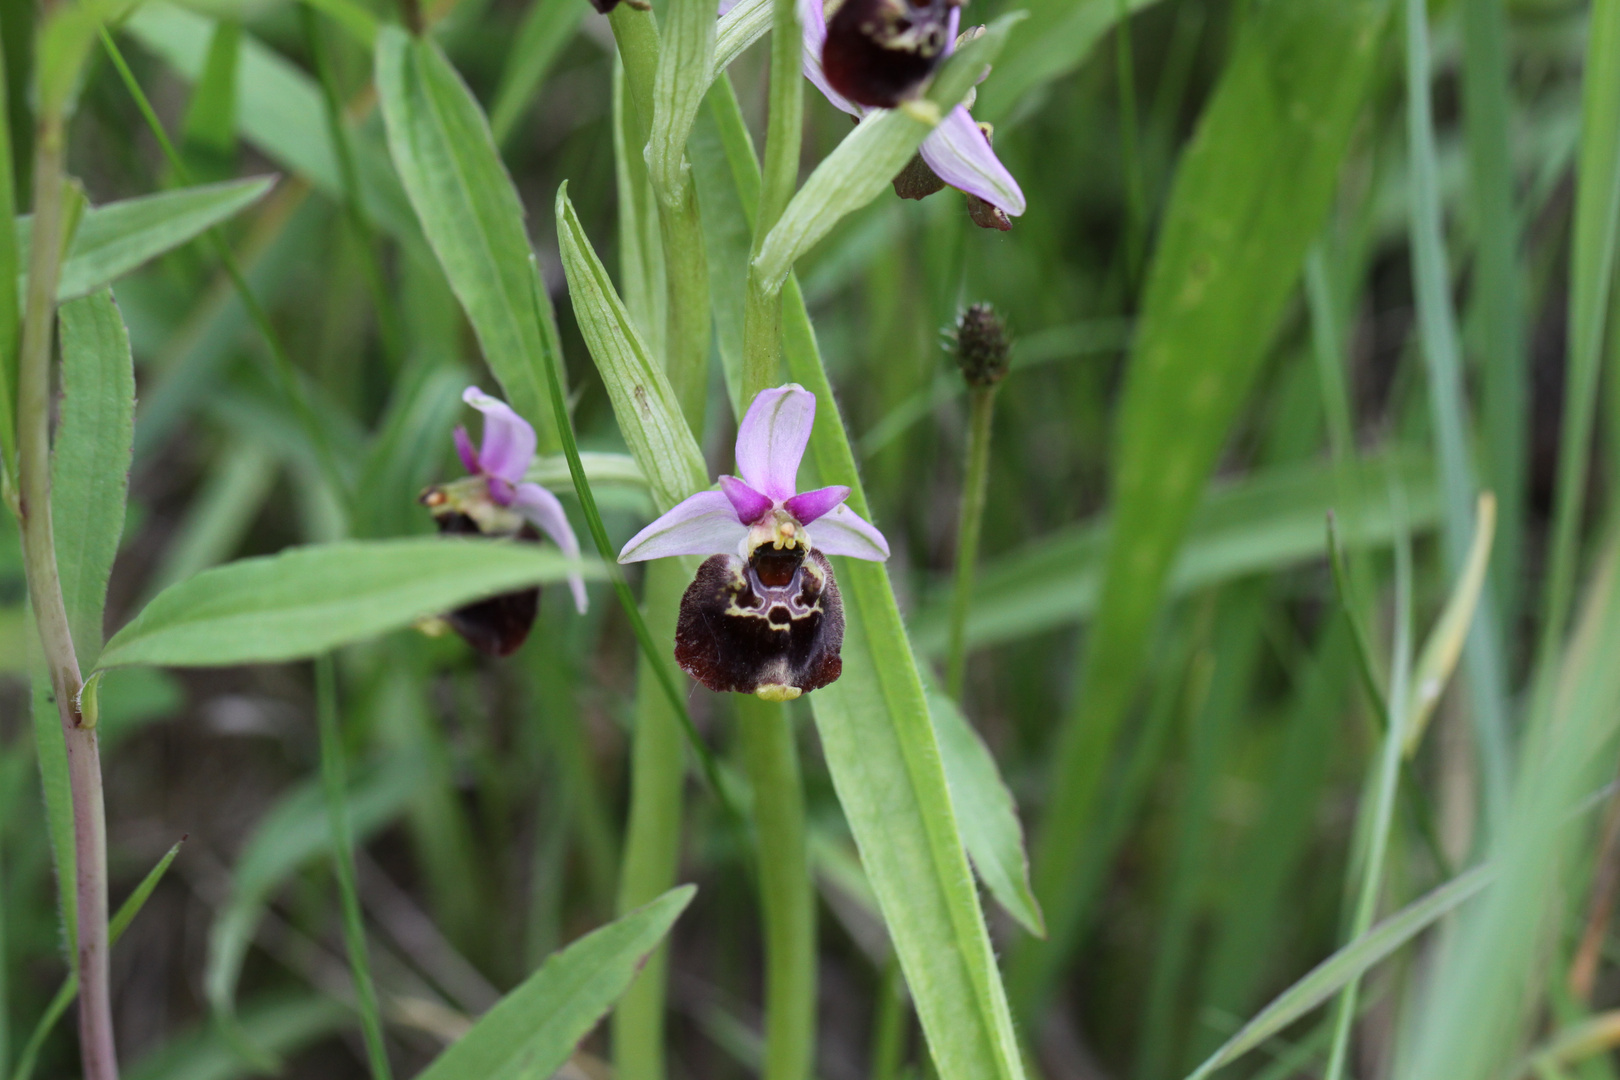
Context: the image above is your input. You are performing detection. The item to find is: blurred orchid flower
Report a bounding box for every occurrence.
[421,387,586,655]
[619,384,888,700]
[800,0,1025,226]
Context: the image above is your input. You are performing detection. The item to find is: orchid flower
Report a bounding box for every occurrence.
[619,384,889,700]
[421,387,587,655]
[801,0,1025,227]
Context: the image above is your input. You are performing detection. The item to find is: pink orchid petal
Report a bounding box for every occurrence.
[735,384,816,501]
[720,475,774,524]
[462,386,537,484]
[799,0,861,116]
[944,6,960,55]
[618,490,750,563]
[454,426,480,475]
[808,503,890,560]
[512,482,588,613]
[919,106,1026,216]
[784,484,850,525]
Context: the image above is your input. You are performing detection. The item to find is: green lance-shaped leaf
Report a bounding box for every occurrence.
[416,886,695,1080]
[554,184,709,509]
[16,177,274,301]
[1017,0,1391,1016]
[1404,491,1495,756]
[751,13,1023,293]
[712,0,769,80]
[646,0,719,205]
[205,754,426,1067]
[35,0,139,118]
[51,290,133,671]
[375,25,567,452]
[95,538,599,671]
[924,671,1044,938]
[1184,864,1492,1080]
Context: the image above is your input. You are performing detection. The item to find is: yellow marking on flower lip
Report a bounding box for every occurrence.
[756,683,802,702]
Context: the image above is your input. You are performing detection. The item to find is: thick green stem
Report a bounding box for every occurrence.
[737,697,816,1080]
[611,560,690,1080]
[869,954,909,1080]
[946,385,997,699]
[314,656,393,1080]
[15,107,116,1080]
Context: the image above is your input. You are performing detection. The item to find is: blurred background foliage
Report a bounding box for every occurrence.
[1,0,1617,1076]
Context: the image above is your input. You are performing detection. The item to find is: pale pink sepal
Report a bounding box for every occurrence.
[784,484,849,525]
[720,475,773,525]
[919,106,1026,216]
[618,490,749,564]
[735,384,816,500]
[808,503,890,560]
[462,386,536,484]
[512,482,589,614]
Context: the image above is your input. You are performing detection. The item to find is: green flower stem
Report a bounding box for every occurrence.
[611,560,689,1080]
[314,656,393,1080]
[945,384,998,700]
[14,99,117,1080]
[736,695,816,1080]
[869,956,909,1080]
[607,6,710,430]
[741,0,804,393]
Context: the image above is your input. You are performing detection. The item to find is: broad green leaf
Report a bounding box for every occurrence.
[96,538,599,670]
[17,177,273,301]
[910,451,1439,655]
[10,839,184,1080]
[375,25,567,452]
[1184,865,1492,1080]
[1019,0,1392,1017]
[418,885,696,1080]
[121,5,417,240]
[553,184,708,509]
[923,671,1044,938]
[646,0,718,203]
[751,14,1022,292]
[697,70,1027,1080]
[489,0,583,147]
[206,755,426,1058]
[51,290,133,670]
[976,0,1168,122]
[178,19,240,183]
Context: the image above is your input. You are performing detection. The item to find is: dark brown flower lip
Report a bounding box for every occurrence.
[428,508,543,657]
[821,0,954,109]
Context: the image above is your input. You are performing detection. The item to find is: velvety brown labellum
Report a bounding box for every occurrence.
[675,548,845,698]
[431,509,541,657]
[822,0,953,108]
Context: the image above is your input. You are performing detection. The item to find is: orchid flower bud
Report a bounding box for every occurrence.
[953,302,1011,387]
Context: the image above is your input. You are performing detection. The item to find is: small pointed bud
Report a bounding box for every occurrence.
[966,194,1012,231]
[823,0,954,108]
[892,153,947,200]
[953,302,1012,387]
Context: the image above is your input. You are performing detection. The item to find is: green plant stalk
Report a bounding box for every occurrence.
[1323,523,1413,1080]
[98,28,351,518]
[946,384,998,699]
[736,695,816,1080]
[14,100,117,1080]
[869,956,909,1080]
[299,3,403,371]
[0,15,17,509]
[314,656,393,1080]
[742,0,803,393]
[1403,0,1511,829]
[607,6,711,430]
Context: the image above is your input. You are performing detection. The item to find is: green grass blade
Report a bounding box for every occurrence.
[1402,0,1511,820]
[976,0,1169,122]
[49,290,131,671]
[96,538,599,670]
[375,25,566,452]
[16,178,274,301]
[489,0,582,147]
[9,838,183,1080]
[1013,0,1392,1019]
[416,887,695,1080]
